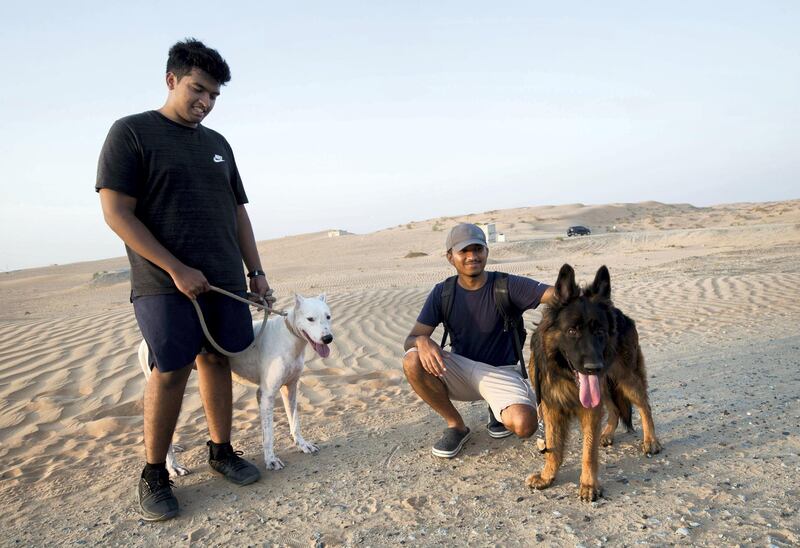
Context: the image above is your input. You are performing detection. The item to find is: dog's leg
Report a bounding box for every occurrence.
[280,382,319,454]
[578,408,603,502]
[165,443,190,476]
[625,386,661,455]
[601,398,620,447]
[624,350,662,455]
[526,403,566,491]
[258,386,284,470]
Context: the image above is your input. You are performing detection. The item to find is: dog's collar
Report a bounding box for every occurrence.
[284,316,304,341]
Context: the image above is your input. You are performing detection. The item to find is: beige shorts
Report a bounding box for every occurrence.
[405,348,536,420]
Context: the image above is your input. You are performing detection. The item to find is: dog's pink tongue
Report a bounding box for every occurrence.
[578,372,602,408]
[311,341,330,358]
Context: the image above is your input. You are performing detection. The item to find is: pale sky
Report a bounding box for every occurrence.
[1,1,798,271]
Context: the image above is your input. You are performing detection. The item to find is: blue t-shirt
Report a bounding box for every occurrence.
[417,272,550,366]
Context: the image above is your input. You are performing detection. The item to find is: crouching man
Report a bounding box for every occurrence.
[402,223,554,457]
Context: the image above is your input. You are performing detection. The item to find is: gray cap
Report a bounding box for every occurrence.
[446,223,487,252]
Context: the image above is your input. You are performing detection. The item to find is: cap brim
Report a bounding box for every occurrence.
[451,238,487,252]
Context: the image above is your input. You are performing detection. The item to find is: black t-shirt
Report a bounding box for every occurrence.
[417,272,550,366]
[95,110,249,297]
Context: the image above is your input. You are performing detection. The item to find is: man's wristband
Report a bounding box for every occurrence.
[247,269,266,278]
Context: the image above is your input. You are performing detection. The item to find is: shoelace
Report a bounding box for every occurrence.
[228,451,250,471]
[144,477,175,503]
[213,449,250,470]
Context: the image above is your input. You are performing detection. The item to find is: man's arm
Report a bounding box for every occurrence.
[404,322,448,378]
[99,188,209,299]
[235,204,270,298]
[540,286,556,306]
[403,321,436,351]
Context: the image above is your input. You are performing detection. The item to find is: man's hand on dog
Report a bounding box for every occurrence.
[416,336,447,377]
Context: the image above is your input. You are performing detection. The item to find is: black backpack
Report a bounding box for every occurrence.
[439,272,528,379]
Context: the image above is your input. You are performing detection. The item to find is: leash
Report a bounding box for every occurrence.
[190,285,287,358]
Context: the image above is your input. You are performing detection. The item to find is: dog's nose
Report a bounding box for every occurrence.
[322,334,333,344]
[584,362,603,371]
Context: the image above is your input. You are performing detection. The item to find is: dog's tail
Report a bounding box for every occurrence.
[607,377,634,432]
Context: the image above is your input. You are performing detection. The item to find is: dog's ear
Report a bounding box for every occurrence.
[294,294,304,308]
[555,263,579,304]
[589,265,611,301]
[318,293,327,303]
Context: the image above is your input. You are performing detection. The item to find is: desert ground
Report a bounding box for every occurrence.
[1,199,799,547]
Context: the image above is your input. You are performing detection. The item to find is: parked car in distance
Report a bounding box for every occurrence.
[567,225,591,237]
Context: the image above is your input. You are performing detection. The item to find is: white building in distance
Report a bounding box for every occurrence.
[477,223,497,243]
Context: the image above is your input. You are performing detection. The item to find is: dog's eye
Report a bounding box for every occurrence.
[326,315,331,320]
[306,317,315,322]
[568,327,578,336]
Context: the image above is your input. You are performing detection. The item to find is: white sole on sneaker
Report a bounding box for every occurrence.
[431,430,472,458]
[487,427,513,439]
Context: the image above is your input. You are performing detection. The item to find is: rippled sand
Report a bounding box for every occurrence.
[1,199,799,546]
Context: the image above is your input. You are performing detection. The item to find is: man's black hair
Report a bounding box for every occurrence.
[166,38,231,85]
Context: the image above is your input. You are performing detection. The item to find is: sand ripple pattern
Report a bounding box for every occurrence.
[613,271,800,351]
[0,308,144,483]
[0,288,428,484]
[1,212,799,491]
[299,288,423,419]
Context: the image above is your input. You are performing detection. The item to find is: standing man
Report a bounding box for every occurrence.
[402,223,555,458]
[97,39,269,521]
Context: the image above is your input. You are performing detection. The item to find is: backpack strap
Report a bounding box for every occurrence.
[493,272,528,379]
[439,275,458,348]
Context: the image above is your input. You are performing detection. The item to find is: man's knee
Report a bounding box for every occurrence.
[502,405,539,438]
[197,352,229,370]
[402,351,424,380]
[151,364,192,390]
[513,419,538,439]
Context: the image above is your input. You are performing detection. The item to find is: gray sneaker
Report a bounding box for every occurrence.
[431,427,472,458]
[487,407,512,439]
[137,469,179,521]
[207,441,261,485]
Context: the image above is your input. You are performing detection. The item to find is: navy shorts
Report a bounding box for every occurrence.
[133,291,254,372]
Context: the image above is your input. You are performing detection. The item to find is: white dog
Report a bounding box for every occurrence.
[138,293,333,475]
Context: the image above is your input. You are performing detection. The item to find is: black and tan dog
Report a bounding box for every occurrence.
[526,264,661,501]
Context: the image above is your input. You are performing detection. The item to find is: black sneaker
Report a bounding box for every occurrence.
[207,441,261,485]
[487,407,512,439]
[137,468,178,522]
[432,427,472,458]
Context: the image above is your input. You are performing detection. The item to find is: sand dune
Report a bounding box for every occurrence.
[1,199,799,545]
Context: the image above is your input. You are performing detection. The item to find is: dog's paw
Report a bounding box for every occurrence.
[600,433,614,447]
[297,441,319,454]
[642,437,662,456]
[168,463,191,477]
[525,473,553,490]
[579,483,603,502]
[264,456,285,470]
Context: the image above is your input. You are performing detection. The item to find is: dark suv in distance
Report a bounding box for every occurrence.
[567,225,591,237]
